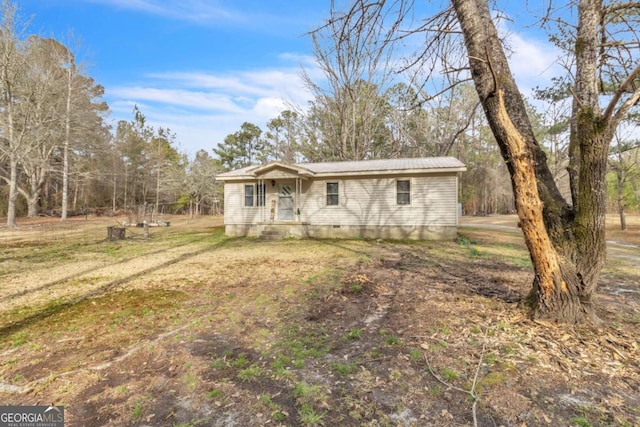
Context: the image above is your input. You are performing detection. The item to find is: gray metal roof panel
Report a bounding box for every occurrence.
[216,157,466,179]
[301,157,465,174]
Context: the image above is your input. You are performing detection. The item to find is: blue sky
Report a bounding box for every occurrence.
[17,0,561,158]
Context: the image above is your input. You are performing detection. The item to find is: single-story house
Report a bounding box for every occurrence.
[215,157,466,240]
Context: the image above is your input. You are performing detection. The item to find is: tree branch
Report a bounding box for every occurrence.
[424,335,489,427]
[603,1,640,16]
[602,62,640,124]
[440,100,481,156]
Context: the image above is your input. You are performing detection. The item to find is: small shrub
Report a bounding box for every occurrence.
[468,246,481,257]
[299,403,324,426]
[346,328,362,340]
[457,235,472,246]
[428,384,442,397]
[332,362,357,376]
[207,389,222,399]
[131,403,143,420]
[272,410,288,422]
[293,382,318,399]
[211,358,227,369]
[238,364,263,381]
[182,373,198,389]
[386,335,402,345]
[441,367,459,381]
[485,352,497,365]
[380,329,402,345]
[231,353,250,368]
[11,331,28,347]
[408,349,422,361]
[570,417,591,427]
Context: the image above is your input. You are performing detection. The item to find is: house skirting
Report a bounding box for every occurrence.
[224,223,457,240]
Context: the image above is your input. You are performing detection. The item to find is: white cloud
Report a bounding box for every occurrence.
[252,97,287,119]
[108,86,245,113]
[105,61,317,158]
[87,0,243,23]
[495,15,563,97]
[507,32,562,96]
[86,0,319,31]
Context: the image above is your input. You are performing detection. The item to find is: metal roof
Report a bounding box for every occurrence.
[300,157,465,174]
[216,157,466,180]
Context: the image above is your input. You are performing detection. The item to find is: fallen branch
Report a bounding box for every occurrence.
[424,333,493,427]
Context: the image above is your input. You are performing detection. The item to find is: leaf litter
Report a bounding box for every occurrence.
[0,215,638,426]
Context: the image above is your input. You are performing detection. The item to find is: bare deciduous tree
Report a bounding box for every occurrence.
[0,0,28,227]
[302,3,400,161]
[331,0,640,323]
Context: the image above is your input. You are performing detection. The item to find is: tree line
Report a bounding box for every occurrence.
[214,71,639,223]
[0,1,224,227]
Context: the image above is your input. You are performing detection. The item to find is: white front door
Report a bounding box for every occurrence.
[278,183,294,221]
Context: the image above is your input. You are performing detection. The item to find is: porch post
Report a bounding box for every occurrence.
[296,178,301,222]
[258,178,264,223]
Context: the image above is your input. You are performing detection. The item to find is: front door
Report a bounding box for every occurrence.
[278,183,294,221]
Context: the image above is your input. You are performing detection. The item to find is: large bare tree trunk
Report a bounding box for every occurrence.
[451,0,607,323]
[61,52,73,221]
[6,155,19,228]
[26,174,40,217]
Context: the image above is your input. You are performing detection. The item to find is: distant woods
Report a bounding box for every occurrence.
[0,1,223,225]
[214,79,639,219]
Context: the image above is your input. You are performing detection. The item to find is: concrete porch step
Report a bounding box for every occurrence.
[258,227,288,240]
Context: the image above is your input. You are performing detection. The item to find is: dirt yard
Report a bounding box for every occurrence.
[0,215,638,426]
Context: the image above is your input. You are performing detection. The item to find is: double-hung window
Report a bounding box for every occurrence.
[326,182,339,206]
[244,184,255,207]
[397,180,411,205]
[245,183,266,207]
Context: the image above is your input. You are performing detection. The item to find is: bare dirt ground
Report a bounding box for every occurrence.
[0,214,638,426]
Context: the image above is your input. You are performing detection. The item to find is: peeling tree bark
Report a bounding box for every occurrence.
[451,0,608,323]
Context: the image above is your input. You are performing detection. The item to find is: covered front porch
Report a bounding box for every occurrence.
[252,177,305,224]
[248,162,313,226]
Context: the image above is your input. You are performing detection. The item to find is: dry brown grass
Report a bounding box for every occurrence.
[0,214,638,426]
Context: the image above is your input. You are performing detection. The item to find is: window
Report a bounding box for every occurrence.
[326,182,339,206]
[245,183,266,207]
[397,180,411,205]
[244,184,254,207]
[256,183,266,207]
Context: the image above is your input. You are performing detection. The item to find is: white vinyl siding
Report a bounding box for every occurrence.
[225,182,269,224]
[299,174,458,227]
